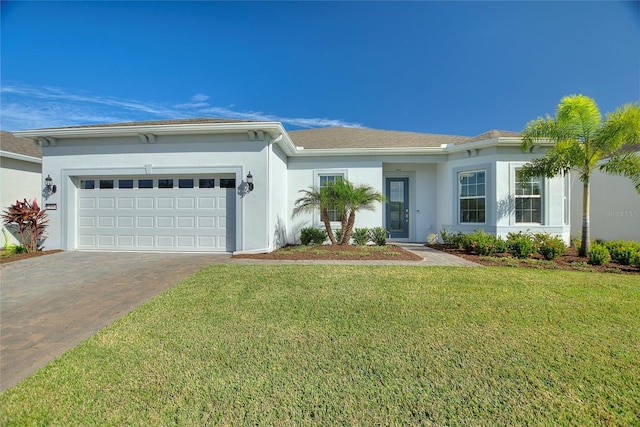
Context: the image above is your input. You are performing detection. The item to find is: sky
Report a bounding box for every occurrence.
[1,1,639,136]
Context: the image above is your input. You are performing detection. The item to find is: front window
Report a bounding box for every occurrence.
[319,174,344,222]
[515,169,542,223]
[459,170,486,223]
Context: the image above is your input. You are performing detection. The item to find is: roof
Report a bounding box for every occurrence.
[0,131,42,159]
[289,127,520,149]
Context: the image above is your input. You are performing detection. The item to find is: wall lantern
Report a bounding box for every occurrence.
[45,174,57,194]
[246,172,254,192]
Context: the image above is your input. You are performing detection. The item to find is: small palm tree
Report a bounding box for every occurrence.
[521,94,640,256]
[331,180,387,245]
[292,186,338,244]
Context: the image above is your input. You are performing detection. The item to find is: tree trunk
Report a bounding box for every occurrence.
[321,208,336,244]
[580,178,590,257]
[341,211,357,245]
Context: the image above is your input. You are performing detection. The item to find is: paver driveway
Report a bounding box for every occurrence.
[0,251,220,392]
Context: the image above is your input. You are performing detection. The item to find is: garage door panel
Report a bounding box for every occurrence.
[77,177,236,252]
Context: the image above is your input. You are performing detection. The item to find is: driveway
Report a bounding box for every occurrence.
[0,251,221,392]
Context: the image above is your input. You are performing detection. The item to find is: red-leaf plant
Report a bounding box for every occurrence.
[2,199,49,253]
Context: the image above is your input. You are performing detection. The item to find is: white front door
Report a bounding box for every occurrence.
[76,176,236,252]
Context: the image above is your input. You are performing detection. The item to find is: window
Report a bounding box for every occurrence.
[459,170,486,223]
[179,179,194,189]
[319,174,344,222]
[119,179,134,189]
[515,169,542,223]
[158,179,173,189]
[199,178,215,189]
[138,179,153,189]
[80,180,95,190]
[220,178,236,189]
[99,179,114,189]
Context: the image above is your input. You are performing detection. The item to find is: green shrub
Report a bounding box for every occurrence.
[631,252,640,269]
[5,244,27,255]
[352,228,370,246]
[334,229,342,243]
[588,243,611,266]
[534,233,567,260]
[370,227,387,246]
[506,232,535,259]
[440,229,465,247]
[462,230,506,256]
[300,227,328,245]
[605,240,640,265]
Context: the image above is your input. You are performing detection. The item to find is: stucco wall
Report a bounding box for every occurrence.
[1,156,42,246]
[571,169,640,242]
[41,133,271,252]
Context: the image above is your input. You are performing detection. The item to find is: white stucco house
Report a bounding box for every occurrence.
[14,118,571,253]
[0,131,43,246]
[570,146,640,242]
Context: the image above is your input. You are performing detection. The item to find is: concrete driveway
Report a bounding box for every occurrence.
[0,251,221,392]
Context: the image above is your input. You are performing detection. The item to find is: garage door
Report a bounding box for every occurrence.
[77,176,236,252]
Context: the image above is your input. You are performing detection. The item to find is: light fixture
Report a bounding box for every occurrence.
[45,174,57,194]
[246,171,254,192]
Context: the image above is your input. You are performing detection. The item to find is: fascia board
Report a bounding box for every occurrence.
[286,147,447,157]
[0,150,42,164]
[13,122,286,139]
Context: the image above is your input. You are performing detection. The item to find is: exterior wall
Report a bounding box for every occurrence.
[41,133,270,252]
[268,143,289,251]
[0,156,42,246]
[287,156,384,243]
[570,168,640,242]
[438,146,570,243]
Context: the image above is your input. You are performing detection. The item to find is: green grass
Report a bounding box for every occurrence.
[2,266,639,425]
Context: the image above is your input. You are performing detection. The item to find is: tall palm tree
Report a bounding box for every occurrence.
[331,180,387,245]
[521,94,640,256]
[292,186,338,244]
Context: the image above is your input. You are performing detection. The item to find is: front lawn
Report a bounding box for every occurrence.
[1,266,639,425]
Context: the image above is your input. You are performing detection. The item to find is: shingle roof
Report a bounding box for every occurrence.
[0,131,42,158]
[288,127,521,149]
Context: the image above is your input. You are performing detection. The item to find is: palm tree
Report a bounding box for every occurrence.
[521,94,640,256]
[292,186,338,244]
[331,180,387,245]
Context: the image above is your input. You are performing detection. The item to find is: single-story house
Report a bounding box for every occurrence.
[14,118,570,253]
[0,131,43,246]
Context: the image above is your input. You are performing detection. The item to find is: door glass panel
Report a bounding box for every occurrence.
[138,179,153,189]
[80,180,95,189]
[119,179,134,189]
[99,179,114,189]
[386,178,408,238]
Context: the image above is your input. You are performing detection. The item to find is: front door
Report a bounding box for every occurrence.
[386,178,409,238]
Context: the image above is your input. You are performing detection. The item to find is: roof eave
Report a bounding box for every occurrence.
[0,150,42,164]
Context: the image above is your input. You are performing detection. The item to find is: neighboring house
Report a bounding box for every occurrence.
[570,145,640,242]
[0,131,43,246]
[15,119,570,253]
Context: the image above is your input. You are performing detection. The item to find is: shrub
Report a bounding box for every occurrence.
[370,227,387,246]
[462,230,506,256]
[605,240,640,265]
[632,252,640,269]
[2,199,49,253]
[352,228,370,246]
[588,243,611,266]
[334,229,343,244]
[534,233,567,260]
[5,244,27,255]
[300,227,328,245]
[506,232,535,259]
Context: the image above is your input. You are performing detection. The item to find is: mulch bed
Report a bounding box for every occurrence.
[233,244,424,261]
[428,244,640,275]
[0,250,64,264]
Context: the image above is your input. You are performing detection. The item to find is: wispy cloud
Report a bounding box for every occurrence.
[0,83,364,131]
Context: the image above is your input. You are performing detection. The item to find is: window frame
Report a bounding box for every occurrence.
[318,172,345,222]
[458,170,486,224]
[514,168,543,224]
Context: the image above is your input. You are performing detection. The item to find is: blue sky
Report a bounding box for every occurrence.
[1,1,638,136]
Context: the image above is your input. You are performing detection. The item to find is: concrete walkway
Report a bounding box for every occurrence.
[0,246,476,392]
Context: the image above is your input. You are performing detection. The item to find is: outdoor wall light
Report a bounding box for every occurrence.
[246,172,254,192]
[45,174,57,194]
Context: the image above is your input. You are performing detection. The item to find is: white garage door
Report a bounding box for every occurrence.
[77,176,236,252]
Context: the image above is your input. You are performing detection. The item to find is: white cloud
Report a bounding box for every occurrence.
[0,83,364,131]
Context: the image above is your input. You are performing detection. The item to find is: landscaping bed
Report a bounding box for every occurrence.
[0,250,63,264]
[233,243,423,261]
[429,243,640,274]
